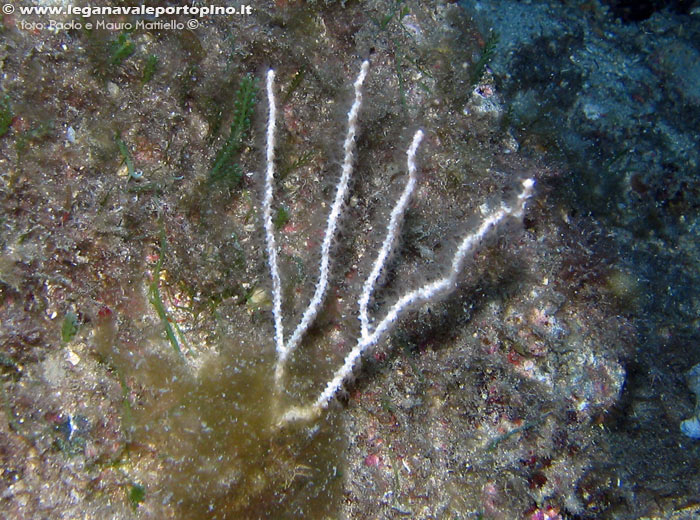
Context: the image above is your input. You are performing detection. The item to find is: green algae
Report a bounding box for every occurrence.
[128,483,146,509]
[209,75,258,188]
[148,225,183,357]
[141,55,158,85]
[61,311,79,344]
[0,95,12,138]
[469,31,499,87]
[110,32,135,66]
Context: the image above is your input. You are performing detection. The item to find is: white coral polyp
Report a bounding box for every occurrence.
[261,61,534,424]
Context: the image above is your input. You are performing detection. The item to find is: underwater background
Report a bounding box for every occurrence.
[0,0,698,518]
